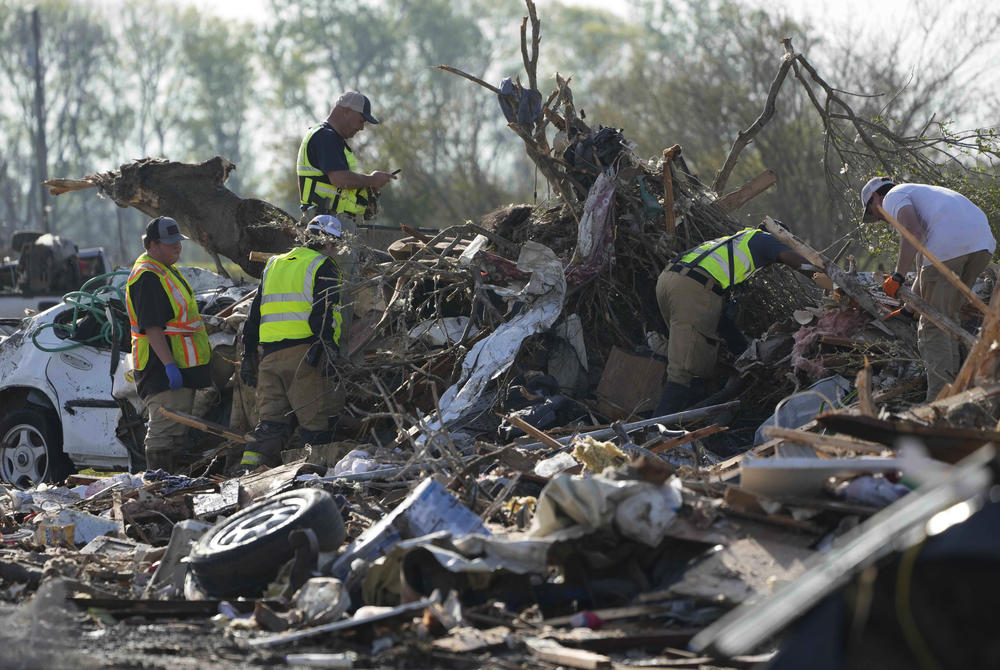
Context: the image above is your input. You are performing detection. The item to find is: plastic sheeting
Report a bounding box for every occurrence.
[417,241,566,436]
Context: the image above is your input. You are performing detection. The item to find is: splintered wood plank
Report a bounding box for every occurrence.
[716,168,777,213]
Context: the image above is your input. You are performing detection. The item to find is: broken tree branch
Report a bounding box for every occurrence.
[762,217,917,349]
[712,39,796,194]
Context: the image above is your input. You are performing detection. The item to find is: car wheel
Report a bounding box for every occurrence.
[0,407,73,489]
[187,488,345,598]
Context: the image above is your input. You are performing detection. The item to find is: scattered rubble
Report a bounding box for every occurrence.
[2,2,998,668]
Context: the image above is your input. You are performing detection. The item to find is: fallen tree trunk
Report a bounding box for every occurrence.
[46,157,296,277]
[762,217,917,349]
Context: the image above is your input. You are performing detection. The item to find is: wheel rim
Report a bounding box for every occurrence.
[206,495,308,551]
[1,423,49,489]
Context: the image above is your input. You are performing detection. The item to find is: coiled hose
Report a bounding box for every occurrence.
[30,270,131,352]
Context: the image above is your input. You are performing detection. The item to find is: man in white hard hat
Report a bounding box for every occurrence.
[238,215,346,469]
[863,177,996,399]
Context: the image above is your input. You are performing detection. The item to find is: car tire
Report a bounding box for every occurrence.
[0,407,73,489]
[187,488,345,598]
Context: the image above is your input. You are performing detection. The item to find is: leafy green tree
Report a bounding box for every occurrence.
[258,0,530,227]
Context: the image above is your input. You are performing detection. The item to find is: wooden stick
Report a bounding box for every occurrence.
[249,251,276,263]
[712,39,796,193]
[762,217,916,348]
[875,203,988,315]
[939,279,1000,398]
[855,356,876,417]
[502,413,564,451]
[761,426,887,455]
[716,168,778,213]
[707,420,818,480]
[649,424,726,453]
[897,286,976,348]
[158,407,249,443]
[662,145,680,234]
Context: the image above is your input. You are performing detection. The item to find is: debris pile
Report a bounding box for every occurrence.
[3,2,998,667]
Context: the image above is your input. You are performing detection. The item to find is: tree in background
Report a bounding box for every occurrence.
[257,0,530,225]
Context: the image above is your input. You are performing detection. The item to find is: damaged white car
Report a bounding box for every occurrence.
[0,268,251,488]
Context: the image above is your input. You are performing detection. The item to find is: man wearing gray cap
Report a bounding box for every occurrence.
[296,91,397,222]
[237,215,346,470]
[125,217,213,472]
[862,177,996,399]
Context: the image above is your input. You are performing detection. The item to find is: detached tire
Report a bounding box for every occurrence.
[0,407,73,489]
[188,488,345,598]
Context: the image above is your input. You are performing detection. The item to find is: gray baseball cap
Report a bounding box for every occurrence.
[144,216,188,245]
[336,91,379,124]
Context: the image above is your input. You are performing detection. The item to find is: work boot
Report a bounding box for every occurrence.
[145,449,175,474]
[654,381,696,417]
[300,427,334,448]
[240,420,289,469]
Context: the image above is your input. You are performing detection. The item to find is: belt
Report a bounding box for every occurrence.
[668,263,726,296]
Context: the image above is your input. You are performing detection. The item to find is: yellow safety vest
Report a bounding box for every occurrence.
[125,254,211,371]
[296,124,367,216]
[679,228,761,290]
[259,247,342,345]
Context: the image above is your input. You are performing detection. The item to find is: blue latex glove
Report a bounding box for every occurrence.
[164,362,183,391]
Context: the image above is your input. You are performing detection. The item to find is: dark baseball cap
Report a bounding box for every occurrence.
[144,216,188,245]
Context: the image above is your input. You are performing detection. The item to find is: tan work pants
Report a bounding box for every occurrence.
[655,268,724,386]
[256,343,339,431]
[917,249,991,401]
[143,387,195,470]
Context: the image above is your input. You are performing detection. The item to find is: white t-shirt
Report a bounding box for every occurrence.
[882,183,995,265]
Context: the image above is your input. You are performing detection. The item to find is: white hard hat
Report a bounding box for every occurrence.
[306,214,343,238]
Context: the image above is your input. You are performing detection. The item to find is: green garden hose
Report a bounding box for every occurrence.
[30,270,131,352]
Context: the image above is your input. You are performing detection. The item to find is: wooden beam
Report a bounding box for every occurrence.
[662,145,681,234]
[855,357,876,417]
[524,638,612,670]
[157,407,249,443]
[707,420,818,481]
[761,425,887,455]
[876,203,988,314]
[762,217,916,348]
[716,169,777,213]
[896,286,975,348]
[501,413,564,451]
[940,280,1000,398]
[649,424,727,453]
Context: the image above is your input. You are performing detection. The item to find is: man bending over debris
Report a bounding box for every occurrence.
[296,91,397,227]
[864,177,996,400]
[655,223,830,415]
[125,217,213,472]
[238,215,345,470]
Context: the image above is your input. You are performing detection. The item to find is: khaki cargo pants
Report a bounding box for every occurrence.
[256,343,341,431]
[655,268,724,386]
[143,387,195,471]
[917,249,991,401]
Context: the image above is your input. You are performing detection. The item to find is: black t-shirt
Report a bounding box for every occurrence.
[131,270,213,400]
[243,256,342,359]
[307,123,351,174]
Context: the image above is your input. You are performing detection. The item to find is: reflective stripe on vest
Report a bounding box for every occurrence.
[125,254,211,371]
[259,247,343,344]
[296,124,367,215]
[679,228,761,289]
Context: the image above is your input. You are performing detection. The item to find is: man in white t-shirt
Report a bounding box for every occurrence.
[862,177,996,400]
